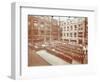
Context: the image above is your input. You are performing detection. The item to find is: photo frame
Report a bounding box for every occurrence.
[11,2,96,80]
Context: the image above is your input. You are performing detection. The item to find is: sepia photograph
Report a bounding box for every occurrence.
[28,15,88,66]
[11,2,96,79]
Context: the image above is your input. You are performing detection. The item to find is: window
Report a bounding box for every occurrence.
[78,39,82,44]
[80,28,83,30]
[64,27,66,31]
[70,33,72,37]
[74,25,77,30]
[78,32,83,35]
[67,26,69,31]
[67,33,69,37]
[78,32,83,37]
[78,24,81,27]
[78,27,83,30]
[64,33,66,36]
[70,26,73,30]
[64,22,66,25]
[74,32,77,37]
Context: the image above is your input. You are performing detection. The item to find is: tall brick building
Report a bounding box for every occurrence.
[28,16,61,44]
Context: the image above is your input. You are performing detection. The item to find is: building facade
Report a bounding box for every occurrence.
[28,15,61,45]
[60,17,87,47]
